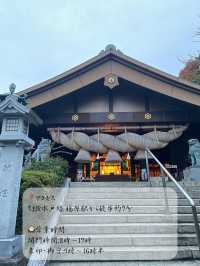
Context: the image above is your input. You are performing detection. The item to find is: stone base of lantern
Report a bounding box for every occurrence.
[0,235,23,258]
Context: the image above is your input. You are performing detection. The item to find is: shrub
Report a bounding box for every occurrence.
[16,157,69,234]
[21,170,58,191]
[27,157,68,179]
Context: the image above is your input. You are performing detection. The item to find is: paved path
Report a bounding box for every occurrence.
[50,260,200,266]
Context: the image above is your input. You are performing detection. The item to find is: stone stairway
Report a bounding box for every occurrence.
[54,181,200,261]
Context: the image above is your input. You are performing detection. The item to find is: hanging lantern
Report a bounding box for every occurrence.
[105,150,122,162]
[75,149,91,163]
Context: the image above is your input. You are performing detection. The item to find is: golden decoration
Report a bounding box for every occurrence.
[104,74,119,89]
[144,113,152,120]
[107,113,116,121]
[72,114,79,122]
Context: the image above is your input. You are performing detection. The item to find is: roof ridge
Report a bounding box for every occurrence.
[18,45,200,97]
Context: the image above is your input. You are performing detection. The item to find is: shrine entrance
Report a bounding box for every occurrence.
[88,153,132,181]
[100,162,121,176]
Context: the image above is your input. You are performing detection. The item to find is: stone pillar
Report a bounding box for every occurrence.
[0,84,42,257]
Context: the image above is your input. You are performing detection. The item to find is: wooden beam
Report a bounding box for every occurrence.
[43,111,200,125]
[48,124,188,132]
[145,96,150,112]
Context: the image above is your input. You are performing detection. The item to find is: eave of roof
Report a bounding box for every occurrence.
[18,45,200,100]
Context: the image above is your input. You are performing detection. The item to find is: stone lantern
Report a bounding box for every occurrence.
[0,84,42,258]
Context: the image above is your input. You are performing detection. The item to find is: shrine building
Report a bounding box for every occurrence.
[18,45,200,182]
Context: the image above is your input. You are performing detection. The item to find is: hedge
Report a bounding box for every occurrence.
[16,156,69,234]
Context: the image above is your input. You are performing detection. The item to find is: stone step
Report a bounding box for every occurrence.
[49,260,200,266]
[68,187,200,195]
[67,191,200,199]
[56,223,189,234]
[51,183,200,261]
[65,198,176,206]
[70,183,200,192]
[59,213,200,224]
[60,205,200,214]
[64,198,200,206]
[50,233,197,247]
[46,245,200,260]
[70,181,200,188]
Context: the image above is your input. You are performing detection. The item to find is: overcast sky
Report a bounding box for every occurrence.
[0,0,199,94]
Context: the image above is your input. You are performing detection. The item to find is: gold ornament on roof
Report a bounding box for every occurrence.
[104,74,119,89]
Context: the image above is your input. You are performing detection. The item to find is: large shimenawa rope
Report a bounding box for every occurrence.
[49,126,187,160]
